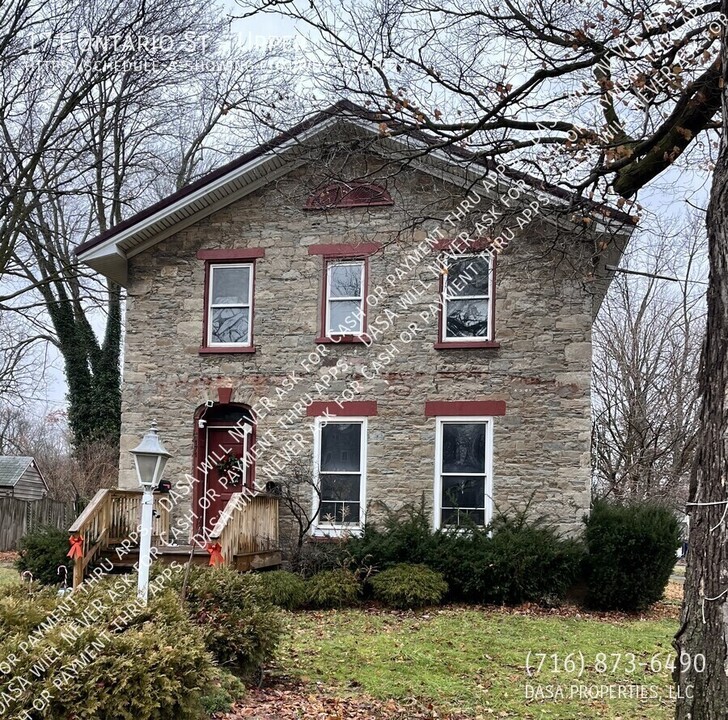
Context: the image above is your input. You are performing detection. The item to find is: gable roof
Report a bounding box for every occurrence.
[0,456,40,488]
[75,99,635,286]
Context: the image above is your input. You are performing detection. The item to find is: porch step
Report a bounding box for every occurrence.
[98,544,282,572]
[68,488,281,588]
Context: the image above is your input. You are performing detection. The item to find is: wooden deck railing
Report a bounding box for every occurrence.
[208,492,279,568]
[68,488,170,588]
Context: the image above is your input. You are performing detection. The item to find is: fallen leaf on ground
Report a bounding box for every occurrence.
[221,678,474,720]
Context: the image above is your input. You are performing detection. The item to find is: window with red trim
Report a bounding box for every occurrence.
[439,253,494,345]
[198,248,263,353]
[203,262,255,350]
[323,259,366,339]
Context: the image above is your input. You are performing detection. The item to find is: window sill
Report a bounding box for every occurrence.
[198,346,256,355]
[315,335,368,344]
[434,341,500,350]
[310,526,364,539]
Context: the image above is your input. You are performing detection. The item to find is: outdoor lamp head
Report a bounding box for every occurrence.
[130,421,172,490]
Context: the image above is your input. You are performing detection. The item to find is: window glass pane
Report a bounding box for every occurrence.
[442,423,486,473]
[446,299,489,338]
[442,474,485,508]
[320,501,360,524]
[321,473,361,502]
[320,423,362,472]
[211,307,250,344]
[447,257,490,297]
[328,300,363,333]
[329,263,362,298]
[211,266,250,305]
[341,502,360,524]
[441,508,485,527]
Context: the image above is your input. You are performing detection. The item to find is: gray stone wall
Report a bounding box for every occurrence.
[120,157,600,546]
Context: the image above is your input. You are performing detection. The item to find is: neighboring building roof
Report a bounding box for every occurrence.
[75,99,636,286]
[0,456,35,488]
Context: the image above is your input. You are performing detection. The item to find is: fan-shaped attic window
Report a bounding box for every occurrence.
[304,181,394,210]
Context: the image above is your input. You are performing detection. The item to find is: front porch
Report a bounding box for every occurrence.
[68,488,281,588]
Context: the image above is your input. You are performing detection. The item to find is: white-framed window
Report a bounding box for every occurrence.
[325,260,365,337]
[441,254,492,341]
[312,417,367,533]
[207,263,254,346]
[433,417,493,528]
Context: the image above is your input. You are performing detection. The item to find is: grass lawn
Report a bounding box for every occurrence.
[273,604,680,719]
[0,563,19,587]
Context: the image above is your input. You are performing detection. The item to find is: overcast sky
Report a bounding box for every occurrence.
[30,1,711,421]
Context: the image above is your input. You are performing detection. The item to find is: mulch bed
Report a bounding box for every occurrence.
[0,551,18,564]
[221,679,471,719]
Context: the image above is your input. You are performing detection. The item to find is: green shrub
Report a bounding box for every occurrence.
[428,527,492,601]
[306,568,360,608]
[289,538,349,578]
[15,525,71,586]
[468,514,584,605]
[0,583,59,636]
[349,506,582,606]
[200,668,247,714]
[370,563,448,609]
[256,570,307,610]
[0,576,215,720]
[584,499,680,611]
[179,565,283,675]
[347,502,439,570]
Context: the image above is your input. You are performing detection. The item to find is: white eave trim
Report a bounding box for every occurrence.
[77,114,343,266]
[342,117,635,237]
[78,112,635,286]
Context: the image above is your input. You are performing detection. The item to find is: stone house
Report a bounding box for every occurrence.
[75,101,634,558]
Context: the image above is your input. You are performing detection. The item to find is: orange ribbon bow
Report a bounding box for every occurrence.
[206,542,224,567]
[67,535,84,559]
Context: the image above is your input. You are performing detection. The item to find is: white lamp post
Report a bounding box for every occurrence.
[130,421,171,604]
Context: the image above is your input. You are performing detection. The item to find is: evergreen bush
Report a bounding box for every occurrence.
[346,505,583,606]
[305,568,360,608]
[178,565,283,676]
[347,502,439,570]
[199,669,247,715]
[256,569,307,610]
[584,499,680,611]
[467,514,584,605]
[0,578,214,720]
[15,525,72,586]
[370,563,448,609]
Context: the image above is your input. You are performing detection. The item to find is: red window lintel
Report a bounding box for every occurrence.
[308,242,381,258]
[196,248,265,261]
[307,401,378,417]
[425,400,506,417]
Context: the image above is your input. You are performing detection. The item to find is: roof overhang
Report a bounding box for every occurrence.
[76,119,335,285]
[77,104,636,287]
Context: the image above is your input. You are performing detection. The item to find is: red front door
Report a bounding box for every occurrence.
[199,424,251,534]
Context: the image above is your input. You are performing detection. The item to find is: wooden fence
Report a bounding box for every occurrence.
[0,497,79,551]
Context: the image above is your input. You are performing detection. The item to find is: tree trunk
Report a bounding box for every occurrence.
[674,12,728,714]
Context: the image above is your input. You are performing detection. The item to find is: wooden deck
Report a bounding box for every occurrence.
[68,488,281,588]
[99,544,282,572]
